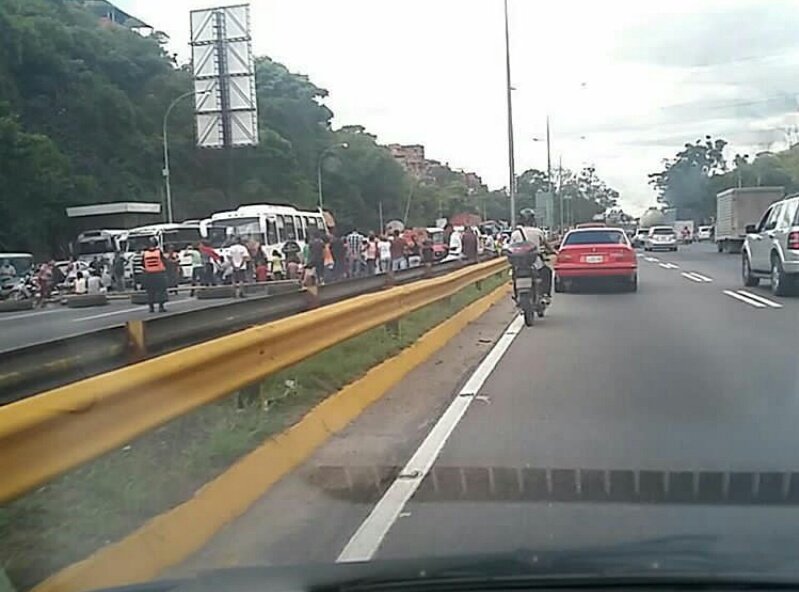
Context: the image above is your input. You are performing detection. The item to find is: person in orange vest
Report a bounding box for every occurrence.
[142,237,168,313]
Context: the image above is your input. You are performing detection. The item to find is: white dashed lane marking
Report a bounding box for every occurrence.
[736,290,783,308]
[723,290,767,309]
[681,272,713,283]
[658,262,679,269]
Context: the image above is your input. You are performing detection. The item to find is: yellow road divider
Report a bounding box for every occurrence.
[32,279,510,592]
[0,259,506,503]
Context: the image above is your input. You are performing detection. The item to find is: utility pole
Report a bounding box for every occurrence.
[504,0,516,227]
[557,154,563,231]
[546,115,552,194]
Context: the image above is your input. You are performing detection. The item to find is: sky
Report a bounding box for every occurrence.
[117,0,799,216]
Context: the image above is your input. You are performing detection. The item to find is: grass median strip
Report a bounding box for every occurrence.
[0,272,507,592]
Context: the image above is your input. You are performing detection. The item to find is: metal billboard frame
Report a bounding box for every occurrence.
[190,4,258,149]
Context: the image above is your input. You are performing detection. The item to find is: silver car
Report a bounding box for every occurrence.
[742,194,799,296]
[643,226,678,252]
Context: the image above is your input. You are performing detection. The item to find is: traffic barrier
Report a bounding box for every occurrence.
[0,258,506,503]
[65,294,108,308]
[0,299,34,312]
[0,262,471,404]
[31,276,511,592]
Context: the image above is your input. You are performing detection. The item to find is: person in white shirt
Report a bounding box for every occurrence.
[227,237,251,298]
[73,271,87,295]
[377,235,392,274]
[87,272,104,295]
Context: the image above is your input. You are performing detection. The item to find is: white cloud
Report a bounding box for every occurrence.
[118,0,799,217]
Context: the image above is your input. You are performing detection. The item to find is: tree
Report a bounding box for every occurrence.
[648,136,728,219]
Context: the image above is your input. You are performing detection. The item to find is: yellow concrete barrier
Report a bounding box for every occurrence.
[0,259,507,503]
[32,281,510,592]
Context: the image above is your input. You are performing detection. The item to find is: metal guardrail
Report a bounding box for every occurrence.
[0,258,507,502]
[0,260,482,404]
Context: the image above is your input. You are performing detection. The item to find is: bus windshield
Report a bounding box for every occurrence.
[76,238,115,256]
[211,217,264,245]
[163,228,202,250]
[126,234,156,252]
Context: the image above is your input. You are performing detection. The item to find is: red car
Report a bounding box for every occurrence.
[554,227,637,292]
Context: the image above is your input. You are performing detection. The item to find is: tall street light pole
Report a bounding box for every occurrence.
[163,89,208,224]
[504,0,517,228]
[317,143,349,212]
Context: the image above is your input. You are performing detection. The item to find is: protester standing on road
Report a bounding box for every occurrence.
[199,241,221,286]
[142,237,168,312]
[377,234,392,273]
[227,237,251,298]
[346,228,365,277]
[185,243,203,296]
[270,249,285,280]
[390,230,406,272]
[330,232,347,280]
[365,233,378,275]
[165,245,180,294]
[112,253,126,292]
[462,226,479,263]
[36,261,53,307]
[307,231,325,284]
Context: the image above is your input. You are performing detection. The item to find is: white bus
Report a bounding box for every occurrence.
[126,222,206,283]
[206,204,327,258]
[74,229,128,266]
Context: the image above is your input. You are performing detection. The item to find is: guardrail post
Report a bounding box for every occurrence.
[126,320,147,361]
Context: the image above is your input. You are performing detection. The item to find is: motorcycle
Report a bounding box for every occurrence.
[506,241,548,327]
[1,273,39,302]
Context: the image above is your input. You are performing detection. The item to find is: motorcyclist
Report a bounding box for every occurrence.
[509,208,552,300]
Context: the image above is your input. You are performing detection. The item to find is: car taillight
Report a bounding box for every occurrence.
[557,252,573,262]
[789,231,799,250]
[611,249,635,261]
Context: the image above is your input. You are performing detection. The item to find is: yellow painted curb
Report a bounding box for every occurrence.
[32,282,510,592]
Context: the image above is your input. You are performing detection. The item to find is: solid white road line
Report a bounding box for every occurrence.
[736,290,783,308]
[0,308,66,322]
[723,290,766,309]
[72,306,142,321]
[337,315,525,563]
[681,272,703,283]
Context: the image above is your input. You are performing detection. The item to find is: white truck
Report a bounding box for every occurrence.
[715,187,784,253]
[673,220,694,243]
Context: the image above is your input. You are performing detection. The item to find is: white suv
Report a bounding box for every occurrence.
[742,194,799,296]
[644,226,677,252]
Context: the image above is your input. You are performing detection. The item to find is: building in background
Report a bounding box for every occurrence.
[387,144,427,179]
[79,0,156,36]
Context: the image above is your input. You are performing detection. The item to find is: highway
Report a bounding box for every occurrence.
[172,241,799,574]
[0,293,244,351]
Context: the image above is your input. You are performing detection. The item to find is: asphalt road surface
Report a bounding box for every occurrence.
[0,293,238,351]
[168,241,799,573]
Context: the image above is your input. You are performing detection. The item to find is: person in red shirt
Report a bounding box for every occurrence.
[198,241,221,286]
[390,230,407,272]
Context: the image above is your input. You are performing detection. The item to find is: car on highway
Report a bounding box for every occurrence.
[631,228,648,248]
[696,225,713,241]
[554,227,637,292]
[742,194,799,296]
[643,226,678,251]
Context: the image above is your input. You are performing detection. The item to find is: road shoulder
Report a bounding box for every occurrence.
[170,297,516,574]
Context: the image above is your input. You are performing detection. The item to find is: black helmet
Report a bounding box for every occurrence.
[519,208,536,225]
